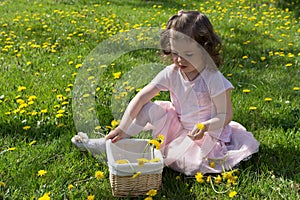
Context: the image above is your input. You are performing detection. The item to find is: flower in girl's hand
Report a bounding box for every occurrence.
[196,123,205,130]
[188,123,206,140]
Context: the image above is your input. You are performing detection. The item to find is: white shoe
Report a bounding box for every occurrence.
[71,132,106,155]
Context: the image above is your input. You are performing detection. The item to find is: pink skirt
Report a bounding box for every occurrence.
[150,101,260,176]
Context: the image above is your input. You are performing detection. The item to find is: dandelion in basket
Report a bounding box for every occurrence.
[148,134,165,150]
[146,134,165,159]
[132,171,141,178]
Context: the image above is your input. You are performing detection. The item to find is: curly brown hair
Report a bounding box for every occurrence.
[160,11,223,68]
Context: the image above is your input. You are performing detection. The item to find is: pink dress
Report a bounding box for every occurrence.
[148,64,260,175]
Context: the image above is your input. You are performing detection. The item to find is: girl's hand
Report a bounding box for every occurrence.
[105,127,128,143]
[187,124,206,140]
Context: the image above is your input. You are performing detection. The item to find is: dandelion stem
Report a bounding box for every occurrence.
[209,177,230,194]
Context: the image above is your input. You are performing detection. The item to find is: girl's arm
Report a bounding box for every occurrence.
[189,89,233,140]
[106,84,160,142]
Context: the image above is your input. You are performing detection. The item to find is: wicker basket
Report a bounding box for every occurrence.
[106,139,164,197]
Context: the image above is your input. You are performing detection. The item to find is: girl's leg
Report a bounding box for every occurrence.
[125,101,167,136]
[71,102,167,155]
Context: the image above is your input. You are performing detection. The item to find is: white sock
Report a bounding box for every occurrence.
[71,132,106,156]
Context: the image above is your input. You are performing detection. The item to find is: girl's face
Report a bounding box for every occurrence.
[170,33,207,74]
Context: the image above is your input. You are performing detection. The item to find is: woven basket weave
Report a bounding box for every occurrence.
[106,139,164,197]
[110,173,162,197]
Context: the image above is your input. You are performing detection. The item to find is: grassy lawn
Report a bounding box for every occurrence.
[0,0,299,199]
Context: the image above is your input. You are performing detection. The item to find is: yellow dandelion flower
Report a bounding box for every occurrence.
[243,89,251,93]
[95,171,104,180]
[57,109,65,114]
[229,191,237,198]
[132,171,141,178]
[62,101,69,105]
[16,99,24,104]
[227,73,232,77]
[23,126,31,130]
[293,87,299,91]
[115,159,128,164]
[28,95,37,101]
[56,113,63,118]
[144,197,153,200]
[19,103,28,109]
[17,86,26,92]
[264,97,272,102]
[82,93,90,98]
[196,123,205,130]
[120,91,127,97]
[68,184,74,190]
[285,63,292,67]
[222,171,233,180]
[37,170,47,177]
[29,140,36,146]
[249,106,257,110]
[260,56,266,61]
[113,72,121,79]
[148,140,161,150]
[111,119,119,127]
[7,147,16,151]
[75,64,82,68]
[38,192,50,200]
[176,176,180,180]
[215,175,222,184]
[209,161,215,168]
[149,158,160,162]
[41,109,48,113]
[156,134,164,144]
[146,189,157,197]
[87,195,95,200]
[195,172,205,183]
[137,158,149,166]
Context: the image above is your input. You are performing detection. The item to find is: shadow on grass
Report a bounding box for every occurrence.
[241,143,300,183]
[160,168,196,199]
[275,0,300,18]
[0,119,75,143]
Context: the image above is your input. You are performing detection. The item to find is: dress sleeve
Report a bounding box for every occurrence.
[206,70,234,97]
[149,65,172,91]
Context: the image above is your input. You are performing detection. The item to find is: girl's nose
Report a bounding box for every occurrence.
[177,55,185,63]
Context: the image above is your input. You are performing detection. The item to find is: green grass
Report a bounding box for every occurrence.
[0,0,299,199]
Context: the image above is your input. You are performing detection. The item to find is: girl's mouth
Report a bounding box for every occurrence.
[179,65,187,69]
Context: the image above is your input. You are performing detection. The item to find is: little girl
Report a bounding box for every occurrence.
[72,10,259,175]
